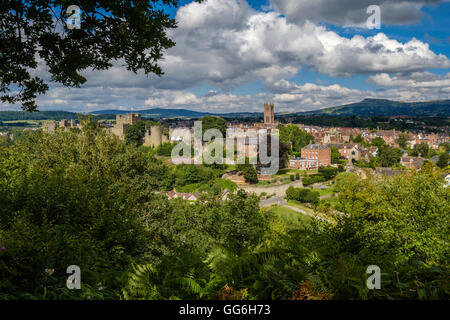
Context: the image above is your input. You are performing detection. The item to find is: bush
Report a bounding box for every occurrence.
[302,174,326,187]
[286,187,319,204]
[304,191,320,204]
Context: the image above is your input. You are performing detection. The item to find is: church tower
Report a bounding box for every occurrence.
[264,103,274,125]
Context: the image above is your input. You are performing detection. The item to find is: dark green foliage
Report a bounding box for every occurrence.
[377,146,402,167]
[302,175,325,187]
[1,122,448,300]
[301,167,338,186]
[371,137,386,148]
[436,152,449,168]
[411,142,430,158]
[243,166,258,184]
[331,146,345,164]
[200,116,227,137]
[156,142,177,157]
[237,160,259,184]
[286,186,320,204]
[440,142,450,153]
[352,134,364,144]
[397,133,409,149]
[278,124,314,153]
[125,121,147,146]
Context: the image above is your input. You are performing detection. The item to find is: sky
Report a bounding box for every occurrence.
[3,0,450,113]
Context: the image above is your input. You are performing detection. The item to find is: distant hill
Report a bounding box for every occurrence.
[91,108,212,118]
[91,108,262,119]
[0,111,81,121]
[301,99,450,117]
[2,98,449,122]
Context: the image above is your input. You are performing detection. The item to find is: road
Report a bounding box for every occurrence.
[259,196,286,208]
[241,179,304,197]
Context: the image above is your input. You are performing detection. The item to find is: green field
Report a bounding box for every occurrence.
[269,205,313,229]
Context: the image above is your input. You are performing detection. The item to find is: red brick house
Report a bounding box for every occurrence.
[301,144,331,167]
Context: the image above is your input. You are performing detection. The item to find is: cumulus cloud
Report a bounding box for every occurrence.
[3,0,448,113]
[152,0,449,88]
[368,72,450,99]
[270,0,447,27]
[369,71,450,88]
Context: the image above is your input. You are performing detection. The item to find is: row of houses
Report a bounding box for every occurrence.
[288,141,447,171]
[300,124,448,150]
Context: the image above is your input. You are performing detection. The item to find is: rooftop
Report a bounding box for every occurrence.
[303,144,330,150]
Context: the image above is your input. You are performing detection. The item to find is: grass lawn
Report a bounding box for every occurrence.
[286,200,317,215]
[321,196,339,206]
[309,187,335,197]
[269,205,313,229]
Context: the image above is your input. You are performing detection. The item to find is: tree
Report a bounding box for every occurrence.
[377,146,402,167]
[243,165,258,184]
[396,133,409,149]
[278,124,314,153]
[353,134,364,144]
[156,142,177,157]
[440,142,450,153]
[0,0,202,111]
[371,137,386,148]
[436,152,449,169]
[411,143,429,158]
[330,146,342,164]
[125,121,147,145]
[200,116,227,137]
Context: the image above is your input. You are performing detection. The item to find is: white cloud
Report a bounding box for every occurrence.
[369,71,450,88]
[270,0,448,27]
[3,0,448,113]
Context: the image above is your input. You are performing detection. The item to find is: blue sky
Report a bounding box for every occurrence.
[2,0,449,113]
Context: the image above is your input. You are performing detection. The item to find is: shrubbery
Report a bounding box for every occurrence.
[286,186,320,204]
[0,122,448,300]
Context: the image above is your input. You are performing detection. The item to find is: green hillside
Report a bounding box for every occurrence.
[302,99,450,117]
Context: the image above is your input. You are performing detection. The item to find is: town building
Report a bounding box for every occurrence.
[329,143,361,163]
[401,156,425,170]
[301,144,331,167]
[264,102,275,126]
[289,158,319,170]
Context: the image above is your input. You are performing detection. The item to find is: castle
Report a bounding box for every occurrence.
[143,125,169,148]
[111,113,142,140]
[43,119,79,133]
[111,113,168,148]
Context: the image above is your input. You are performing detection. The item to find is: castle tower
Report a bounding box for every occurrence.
[111,113,142,140]
[264,103,274,125]
[144,126,164,148]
